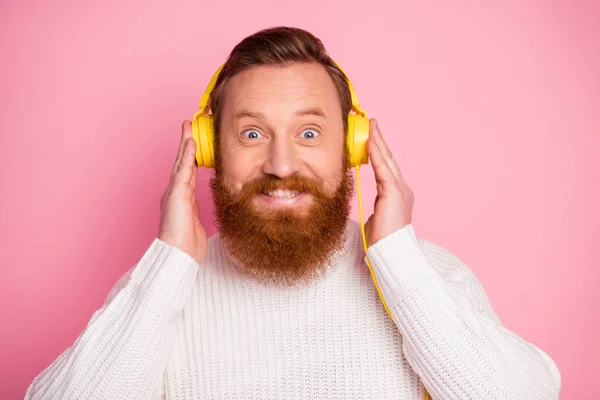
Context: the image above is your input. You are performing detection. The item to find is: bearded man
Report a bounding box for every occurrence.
[26,27,561,400]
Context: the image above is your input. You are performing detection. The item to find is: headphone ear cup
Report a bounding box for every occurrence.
[191,115,215,168]
[347,114,370,167]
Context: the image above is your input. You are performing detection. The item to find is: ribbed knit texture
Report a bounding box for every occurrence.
[26,221,561,399]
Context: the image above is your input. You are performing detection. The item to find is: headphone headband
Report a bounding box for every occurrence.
[198,61,366,117]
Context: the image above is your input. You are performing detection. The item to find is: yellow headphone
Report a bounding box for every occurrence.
[190,62,370,169]
[191,62,429,400]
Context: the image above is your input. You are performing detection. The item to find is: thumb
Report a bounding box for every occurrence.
[364,214,375,247]
[193,199,200,219]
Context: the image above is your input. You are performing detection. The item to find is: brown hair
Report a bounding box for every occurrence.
[208,26,353,167]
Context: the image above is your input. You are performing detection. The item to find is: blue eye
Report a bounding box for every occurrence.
[243,129,263,139]
[300,129,319,139]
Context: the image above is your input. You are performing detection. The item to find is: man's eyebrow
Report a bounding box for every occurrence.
[232,107,328,120]
[233,110,266,120]
[295,106,327,118]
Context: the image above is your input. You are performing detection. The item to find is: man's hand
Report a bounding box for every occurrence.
[158,120,208,262]
[364,119,415,247]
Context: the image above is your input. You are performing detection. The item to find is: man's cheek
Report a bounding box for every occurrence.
[322,174,343,196]
[221,171,247,194]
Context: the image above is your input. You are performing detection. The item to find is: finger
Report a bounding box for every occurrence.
[370,119,393,158]
[171,120,193,177]
[172,137,197,186]
[368,131,398,192]
[370,119,407,185]
[171,122,188,174]
[190,151,198,191]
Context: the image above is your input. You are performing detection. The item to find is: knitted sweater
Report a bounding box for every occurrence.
[25,221,561,399]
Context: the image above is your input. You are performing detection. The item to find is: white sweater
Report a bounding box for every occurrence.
[25,221,561,399]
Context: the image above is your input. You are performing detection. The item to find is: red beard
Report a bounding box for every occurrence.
[210,168,354,286]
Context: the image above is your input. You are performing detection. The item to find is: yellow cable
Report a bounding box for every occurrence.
[355,166,394,321]
[355,165,430,400]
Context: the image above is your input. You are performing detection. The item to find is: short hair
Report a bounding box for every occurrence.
[208,26,353,139]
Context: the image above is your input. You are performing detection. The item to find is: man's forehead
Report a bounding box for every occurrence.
[228,63,334,90]
[223,63,341,118]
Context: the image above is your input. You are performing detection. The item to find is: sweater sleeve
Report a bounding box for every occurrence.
[25,238,199,400]
[365,224,561,400]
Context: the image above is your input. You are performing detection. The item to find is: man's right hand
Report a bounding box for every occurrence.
[158,120,208,262]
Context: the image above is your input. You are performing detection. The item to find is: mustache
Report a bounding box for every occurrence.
[238,175,329,198]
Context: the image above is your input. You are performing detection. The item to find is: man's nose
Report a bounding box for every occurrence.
[261,137,301,179]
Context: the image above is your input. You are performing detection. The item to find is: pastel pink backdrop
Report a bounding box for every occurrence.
[1,1,598,398]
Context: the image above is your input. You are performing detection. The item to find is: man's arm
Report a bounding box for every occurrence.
[25,239,198,400]
[366,224,561,400]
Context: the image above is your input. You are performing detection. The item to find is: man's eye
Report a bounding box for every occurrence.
[242,129,264,139]
[300,129,320,139]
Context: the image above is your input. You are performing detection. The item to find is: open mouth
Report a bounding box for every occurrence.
[262,189,303,199]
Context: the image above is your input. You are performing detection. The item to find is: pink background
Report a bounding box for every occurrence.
[1,1,598,398]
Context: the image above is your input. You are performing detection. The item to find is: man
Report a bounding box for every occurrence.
[26,27,561,399]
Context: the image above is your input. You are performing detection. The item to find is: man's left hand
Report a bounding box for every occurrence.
[364,119,415,247]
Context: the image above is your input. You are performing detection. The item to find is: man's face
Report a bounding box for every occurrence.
[210,62,353,286]
[218,62,346,212]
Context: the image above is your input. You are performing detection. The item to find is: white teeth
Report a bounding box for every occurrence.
[265,189,301,198]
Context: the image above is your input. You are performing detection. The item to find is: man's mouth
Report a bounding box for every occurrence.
[262,189,303,199]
